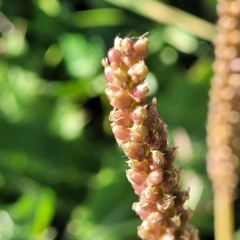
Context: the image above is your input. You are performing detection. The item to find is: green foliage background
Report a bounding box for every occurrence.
[0,0,239,239]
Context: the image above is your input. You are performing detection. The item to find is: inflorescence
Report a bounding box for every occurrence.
[102,34,198,240]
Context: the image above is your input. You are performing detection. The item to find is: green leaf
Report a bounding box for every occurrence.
[59,34,104,78]
[8,185,56,235]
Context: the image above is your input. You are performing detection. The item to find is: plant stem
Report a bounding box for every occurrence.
[214,193,234,240]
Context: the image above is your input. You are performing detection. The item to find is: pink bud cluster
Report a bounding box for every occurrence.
[102,35,198,240]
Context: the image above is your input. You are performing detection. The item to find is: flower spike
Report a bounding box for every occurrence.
[102,34,198,240]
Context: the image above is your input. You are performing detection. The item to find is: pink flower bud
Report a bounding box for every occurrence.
[104,67,129,89]
[109,109,132,127]
[146,129,161,150]
[147,212,164,225]
[120,37,134,55]
[123,141,146,160]
[121,55,133,68]
[142,185,160,201]
[126,169,147,185]
[133,201,157,220]
[116,138,128,148]
[157,194,175,212]
[127,159,149,173]
[156,122,168,147]
[147,150,165,170]
[133,36,148,58]
[114,68,129,86]
[161,168,181,193]
[147,98,159,126]
[137,224,149,240]
[163,147,177,169]
[131,182,146,195]
[160,233,175,240]
[172,189,189,209]
[104,66,114,83]
[111,123,130,141]
[130,124,149,142]
[107,48,122,66]
[138,212,164,238]
[128,61,148,83]
[146,120,167,150]
[178,209,192,227]
[130,105,148,124]
[105,86,132,109]
[148,170,163,185]
[129,82,149,103]
[114,36,122,48]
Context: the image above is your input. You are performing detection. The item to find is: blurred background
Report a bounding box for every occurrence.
[0,0,239,239]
